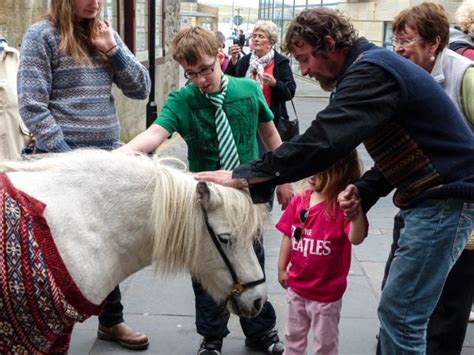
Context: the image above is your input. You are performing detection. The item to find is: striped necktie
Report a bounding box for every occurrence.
[201,75,240,170]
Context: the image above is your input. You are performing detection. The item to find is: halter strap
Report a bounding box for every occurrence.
[201,209,265,299]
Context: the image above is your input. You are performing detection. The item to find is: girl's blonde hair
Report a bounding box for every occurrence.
[309,150,362,216]
[46,0,102,63]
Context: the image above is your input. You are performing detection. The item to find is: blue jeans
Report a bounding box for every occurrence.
[378,199,473,355]
[193,238,277,340]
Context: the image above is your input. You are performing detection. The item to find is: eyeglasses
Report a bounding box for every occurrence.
[184,60,216,79]
[292,208,309,241]
[391,37,419,47]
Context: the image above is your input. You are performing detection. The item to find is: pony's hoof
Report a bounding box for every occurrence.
[98,323,149,350]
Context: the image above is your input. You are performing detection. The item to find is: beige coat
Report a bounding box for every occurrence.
[0,45,30,160]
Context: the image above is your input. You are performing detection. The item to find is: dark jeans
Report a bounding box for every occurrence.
[193,238,276,340]
[379,212,474,355]
[98,286,125,327]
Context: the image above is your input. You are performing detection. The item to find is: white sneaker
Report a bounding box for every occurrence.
[469,311,474,322]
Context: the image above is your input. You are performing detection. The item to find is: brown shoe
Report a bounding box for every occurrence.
[97,322,149,350]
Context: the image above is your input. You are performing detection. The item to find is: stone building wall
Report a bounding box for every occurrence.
[0,0,180,143]
[339,0,463,46]
[0,0,49,48]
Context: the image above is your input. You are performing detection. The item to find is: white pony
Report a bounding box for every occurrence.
[0,149,266,354]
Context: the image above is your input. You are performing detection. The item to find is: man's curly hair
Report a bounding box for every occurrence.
[282,8,358,55]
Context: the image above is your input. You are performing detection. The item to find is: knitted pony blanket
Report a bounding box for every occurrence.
[0,173,102,354]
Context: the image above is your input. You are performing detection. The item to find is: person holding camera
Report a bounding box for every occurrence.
[226,21,296,147]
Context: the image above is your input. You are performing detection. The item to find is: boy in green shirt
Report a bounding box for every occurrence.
[125,26,291,355]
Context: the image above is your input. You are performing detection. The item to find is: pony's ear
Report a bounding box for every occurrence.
[196,181,221,211]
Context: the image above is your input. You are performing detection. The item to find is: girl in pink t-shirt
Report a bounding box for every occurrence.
[276,150,368,355]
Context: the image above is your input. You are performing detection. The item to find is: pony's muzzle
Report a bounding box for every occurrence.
[227,289,267,318]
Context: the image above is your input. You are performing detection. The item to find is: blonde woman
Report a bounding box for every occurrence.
[17,0,150,350]
[226,21,296,142]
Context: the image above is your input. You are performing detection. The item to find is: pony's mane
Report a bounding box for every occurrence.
[1,149,264,275]
[150,163,265,276]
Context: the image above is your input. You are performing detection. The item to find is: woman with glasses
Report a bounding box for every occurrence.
[275,150,367,355]
[383,3,474,354]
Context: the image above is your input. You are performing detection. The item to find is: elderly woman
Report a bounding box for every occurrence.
[392,2,474,127]
[385,3,474,354]
[226,20,296,140]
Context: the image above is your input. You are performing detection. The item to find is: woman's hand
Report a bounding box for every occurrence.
[229,44,241,65]
[91,20,117,56]
[261,73,277,87]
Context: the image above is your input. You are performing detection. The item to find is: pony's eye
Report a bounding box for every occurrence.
[217,233,232,245]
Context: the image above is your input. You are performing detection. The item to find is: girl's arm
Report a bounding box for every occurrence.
[278,236,292,289]
[348,212,368,245]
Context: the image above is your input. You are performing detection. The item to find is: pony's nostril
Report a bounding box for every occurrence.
[254,298,262,311]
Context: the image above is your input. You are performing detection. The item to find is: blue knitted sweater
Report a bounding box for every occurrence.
[17,20,151,152]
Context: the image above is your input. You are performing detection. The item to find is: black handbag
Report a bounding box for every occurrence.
[277,99,299,141]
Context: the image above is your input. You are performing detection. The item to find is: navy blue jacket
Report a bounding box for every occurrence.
[234,38,474,207]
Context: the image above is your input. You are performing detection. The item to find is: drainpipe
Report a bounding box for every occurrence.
[146,0,157,127]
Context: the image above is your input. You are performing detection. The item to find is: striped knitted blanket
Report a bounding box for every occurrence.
[0,173,102,354]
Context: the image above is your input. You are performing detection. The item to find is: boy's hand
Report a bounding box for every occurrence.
[278,269,288,289]
[338,184,362,220]
[276,183,293,210]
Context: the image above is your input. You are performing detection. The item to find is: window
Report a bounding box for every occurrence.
[124,0,164,63]
[102,0,119,29]
[383,21,393,51]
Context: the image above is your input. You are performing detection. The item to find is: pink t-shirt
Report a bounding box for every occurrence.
[276,189,352,303]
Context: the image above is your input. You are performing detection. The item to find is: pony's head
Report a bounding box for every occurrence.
[150,163,267,318]
[194,181,267,317]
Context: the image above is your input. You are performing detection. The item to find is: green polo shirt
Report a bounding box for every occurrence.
[154,75,274,172]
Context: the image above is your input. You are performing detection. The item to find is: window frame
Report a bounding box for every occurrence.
[123,0,165,66]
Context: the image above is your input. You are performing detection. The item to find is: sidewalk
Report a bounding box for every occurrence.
[69,76,474,354]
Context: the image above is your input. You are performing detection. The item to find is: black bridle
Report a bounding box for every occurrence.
[202,211,266,299]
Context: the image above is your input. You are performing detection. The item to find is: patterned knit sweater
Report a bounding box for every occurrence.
[17,20,151,152]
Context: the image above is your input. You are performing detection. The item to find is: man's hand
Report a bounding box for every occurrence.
[276,183,293,210]
[194,171,270,189]
[338,184,362,220]
[194,170,244,188]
